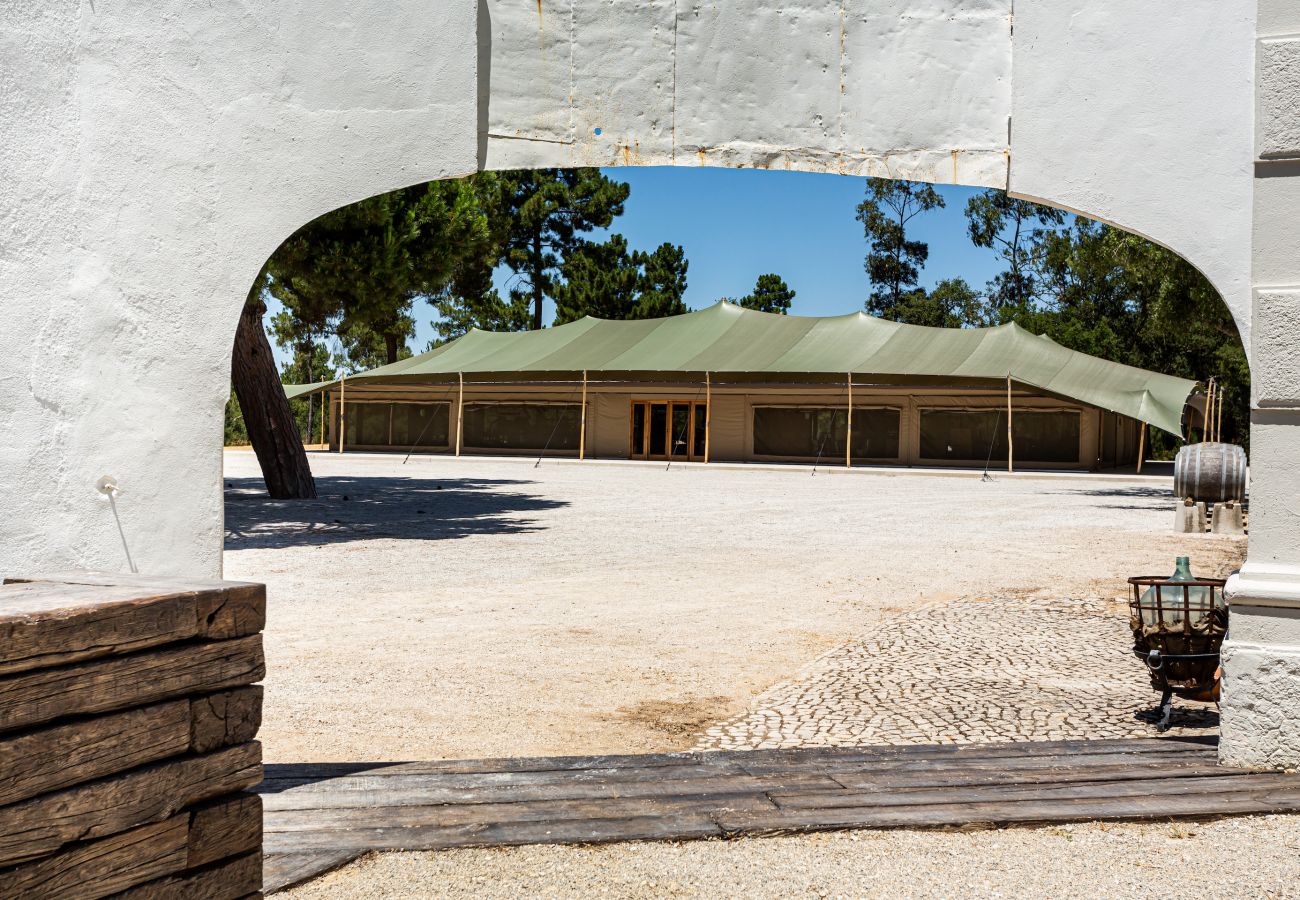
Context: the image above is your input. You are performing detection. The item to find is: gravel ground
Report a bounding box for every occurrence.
[285,815,1300,899]
[223,450,1244,764]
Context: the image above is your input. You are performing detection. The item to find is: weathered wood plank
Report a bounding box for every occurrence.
[263,812,726,855]
[258,753,1208,803]
[111,850,262,900]
[261,771,841,811]
[0,742,262,867]
[263,851,361,895]
[798,759,1238,794]
[738,749,1214,778]
[261,759,750,793]
[0,634,265,734]
[258,736,1214,783]
[2,572,266,647]
[192,686,264,754]
[769,773,1294,811]
[0,582,198,676]
[188,793,263,869]
[0,814,189,900]
[0,700,191,807]
[265,794,777,833]
[712,782,1300,834]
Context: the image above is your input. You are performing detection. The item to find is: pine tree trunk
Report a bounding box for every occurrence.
[231,293,317,499]
[385,332,399,365]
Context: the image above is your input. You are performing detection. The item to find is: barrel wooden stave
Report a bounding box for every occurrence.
[1173,442,1247,503]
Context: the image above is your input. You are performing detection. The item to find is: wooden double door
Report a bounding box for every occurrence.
[629,400,707,460]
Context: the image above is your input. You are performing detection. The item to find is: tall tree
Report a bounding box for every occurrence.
[894,277,986,328]
[738,273,796,314]
[856,178,945,320]
[964,190,1066,311]
[268,177,497,365]
[497,169,630,329]
[552,237,689,323]
[230,271,316,498]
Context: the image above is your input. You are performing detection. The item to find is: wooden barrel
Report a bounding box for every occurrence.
[1174,442,1247,503]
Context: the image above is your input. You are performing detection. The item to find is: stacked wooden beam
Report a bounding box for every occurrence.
[0,574,266,899]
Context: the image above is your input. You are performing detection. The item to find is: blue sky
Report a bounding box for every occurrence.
[267,167,1010,366]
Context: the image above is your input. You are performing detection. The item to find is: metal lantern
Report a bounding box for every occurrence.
[1127,557,1227,732]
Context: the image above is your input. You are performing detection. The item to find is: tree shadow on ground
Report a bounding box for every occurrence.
[224,475,567,550]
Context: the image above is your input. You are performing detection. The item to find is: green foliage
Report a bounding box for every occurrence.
[857,178,945,319]
[495,169,631,329]
[738,274,796,314]
[552,236,689,323]
[224,388,248,446]
[964,191,1065,310]
[267,176,497,365]
[895,278,987,328]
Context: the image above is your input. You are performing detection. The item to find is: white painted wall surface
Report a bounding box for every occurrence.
[0,1,1261,587]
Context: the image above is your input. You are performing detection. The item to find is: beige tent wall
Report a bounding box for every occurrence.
[321,379,1141,471]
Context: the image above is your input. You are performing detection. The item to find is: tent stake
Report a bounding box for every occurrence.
[704,372,711,464]
[1006,373,1013,474]
[1216,380,1224,442]
[455,372,464,457]
[1137,421,1146,474]
[846,373,853,469]
[579,369,588,461]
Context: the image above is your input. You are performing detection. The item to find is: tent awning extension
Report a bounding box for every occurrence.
[284,301,1197,436]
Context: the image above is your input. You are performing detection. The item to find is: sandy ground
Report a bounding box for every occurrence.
[285,815,1300,900]
[222,450,1245,764]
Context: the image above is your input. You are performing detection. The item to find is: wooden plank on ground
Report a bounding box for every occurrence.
[0,700,191,806]
[0,582,198,676]
[263,851,362,895]
[258,737,1213,784]
[739,749,1214,778]
[111,850,262,900]
[259,771,841,811]
[261,759,750,793]
[188,793,263,868]
[0,634,264,734]
[768,773,1293,812]
[0,814,189,900]
[713,781,1300,834]
[264,794,777,833]
[263,812,726,855]
[192,686,264,754]
[0,742,262,867]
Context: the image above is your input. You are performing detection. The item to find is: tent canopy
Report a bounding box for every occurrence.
[285,301,1197,436]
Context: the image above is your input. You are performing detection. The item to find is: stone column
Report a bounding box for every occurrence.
[1219,3,1300,768]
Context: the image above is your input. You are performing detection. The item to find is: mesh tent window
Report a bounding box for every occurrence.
[752,406,901,460]
[344,402,449,448]
[918,408,1080,463]
[462,403,581,451]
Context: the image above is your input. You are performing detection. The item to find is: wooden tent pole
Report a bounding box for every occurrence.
[338,373,346,454]
[1136,421,1146,474]
[1006,373,1014,474]
[704,372,711,464]
[455,372,464,457]
[1216,381,1224,443]
[1202,379,1213,441]
[320,392,326,444]
[579,370,588,461]
[846,373,853,469]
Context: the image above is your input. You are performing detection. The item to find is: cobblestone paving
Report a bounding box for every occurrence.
[697,595,1218,749]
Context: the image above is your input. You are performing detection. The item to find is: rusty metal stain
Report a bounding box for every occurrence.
[952,148,959,183]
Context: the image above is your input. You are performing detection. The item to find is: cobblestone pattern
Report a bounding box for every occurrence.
[697,596,1218,750]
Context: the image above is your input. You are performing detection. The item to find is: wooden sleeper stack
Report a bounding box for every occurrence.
[0,574,266,899]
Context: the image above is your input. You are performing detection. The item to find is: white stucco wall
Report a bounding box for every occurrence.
[0,1,1260,584]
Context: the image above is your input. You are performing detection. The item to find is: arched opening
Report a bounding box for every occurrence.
[222,164,1248,774]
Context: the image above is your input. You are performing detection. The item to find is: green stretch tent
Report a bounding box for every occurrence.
[286,301,1198,437]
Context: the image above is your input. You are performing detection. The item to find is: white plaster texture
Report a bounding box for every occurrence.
[1251,290,1300,406]
[483,0,1012,186]
[1,1,477,577]
[1008,2,1256,349]
[1219,644,1300,769]
[1257,36,1300,160]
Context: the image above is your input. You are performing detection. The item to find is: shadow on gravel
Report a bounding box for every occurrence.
[224,475,567,549]
[1052,485,1173,511]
